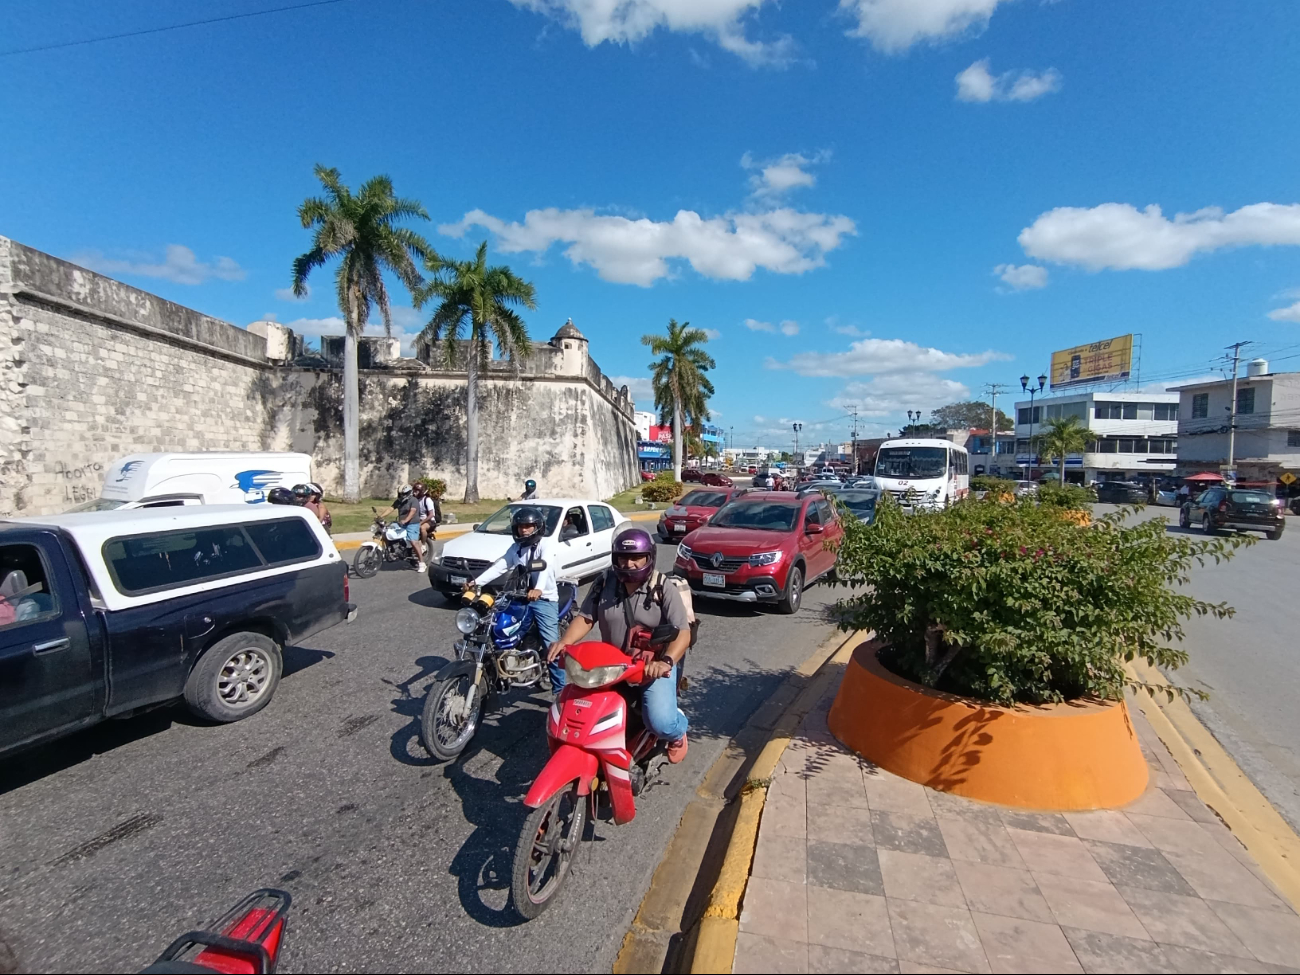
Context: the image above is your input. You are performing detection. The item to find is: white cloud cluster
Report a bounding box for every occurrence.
[276,306,425,355]
[955,58,1061,103]
[72,244,245,285]
[839,0,1013,53]
[703,328,723,339]
[1018,202,1300,271]
[824,373,973,416]
[441,206,856,286]
[506,0,794,65]
[742,151,827,200]
[1268,300,1300,323]
[994,263,1048,291]
[745,318,800,335]
[770,336,1008,378]
[610,374,656,405]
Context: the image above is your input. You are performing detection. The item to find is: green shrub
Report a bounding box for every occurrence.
[971,475,1016,493]
[642,480,683,502]
[416,476,446,499]
[1037,483,1094,510]
[833,495,1248,705]
[653,469,677,483]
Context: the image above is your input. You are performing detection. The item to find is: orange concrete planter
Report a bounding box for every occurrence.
[1057,509,1092,526]
[828,640,1148,810]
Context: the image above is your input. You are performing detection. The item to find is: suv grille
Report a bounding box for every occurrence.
[692,553,747,573]
[442,557,491,574]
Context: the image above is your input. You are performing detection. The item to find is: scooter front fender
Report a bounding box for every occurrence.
[523,744,599,809]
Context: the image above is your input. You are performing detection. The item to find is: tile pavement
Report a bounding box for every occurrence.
[734,686,1300,975]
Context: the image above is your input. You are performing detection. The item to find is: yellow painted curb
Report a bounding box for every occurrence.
[690,918,740,975]
[1127,658,1300,911]
[700,789,766,923]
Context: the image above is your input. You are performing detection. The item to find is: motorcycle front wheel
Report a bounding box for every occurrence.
[353,545,382,578]
[420,673,483,761]
[511,782,587,920]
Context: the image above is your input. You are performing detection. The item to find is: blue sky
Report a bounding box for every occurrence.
[3,0,1299,451]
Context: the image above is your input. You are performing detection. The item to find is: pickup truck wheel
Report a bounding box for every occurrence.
[777,566,804,615]
[185,632,282,723]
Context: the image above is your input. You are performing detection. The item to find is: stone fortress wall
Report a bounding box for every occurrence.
[0,235,639,517]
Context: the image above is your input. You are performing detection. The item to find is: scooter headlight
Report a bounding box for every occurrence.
[563,655,628,689]
[455,606,482,635]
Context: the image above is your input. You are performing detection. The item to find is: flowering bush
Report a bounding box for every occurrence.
[416,476,447,499]
[834,495,1247,705]
[1036,483,1094,511]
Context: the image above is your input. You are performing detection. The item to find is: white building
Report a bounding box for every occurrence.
[1172,361,1300,483]
[725,447,773,466]
[1013,390,1179,483]
[634,411,656,441]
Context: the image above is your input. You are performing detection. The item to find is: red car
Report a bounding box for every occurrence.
[657,486,750,541]
[681,468,705,483]
[640,470,656,482]
[701,471,732,487]
[674,491,843,614]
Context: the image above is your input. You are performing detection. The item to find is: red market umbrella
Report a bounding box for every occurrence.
[1183,472,1224,482]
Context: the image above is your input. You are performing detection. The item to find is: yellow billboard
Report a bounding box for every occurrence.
[1049,334,1133,389]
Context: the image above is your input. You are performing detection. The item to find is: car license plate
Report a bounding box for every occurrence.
[703,572,725,587]
[674,522,686,531]
[448,575,466,586]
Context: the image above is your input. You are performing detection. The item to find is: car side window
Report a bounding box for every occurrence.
[816,499,835,525]
[804,502,821,526]
[104,525,263,595]
[0,543,60,631]
[561,506,590,540]
[588,504,616,533]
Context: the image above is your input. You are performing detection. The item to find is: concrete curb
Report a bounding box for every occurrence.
[612,627,866,975]
[1126,658,1300,911]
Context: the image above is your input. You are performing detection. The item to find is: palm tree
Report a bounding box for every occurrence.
[643,320,715,482]
[291,165,435,502]
[1041,415,1093,481]
[415,241,537,503]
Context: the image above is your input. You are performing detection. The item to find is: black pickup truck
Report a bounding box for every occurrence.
[0,505,355,760]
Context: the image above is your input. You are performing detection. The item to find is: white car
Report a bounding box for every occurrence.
[428,498,630,599]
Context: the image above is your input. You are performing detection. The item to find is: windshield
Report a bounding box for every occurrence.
[1230,490,1274,504]
[476,503,563,536]
[710,501,800,532]
[680,490,729,508]
[834,492,879,518]
[875,447,947,480]
[66,497,126,513]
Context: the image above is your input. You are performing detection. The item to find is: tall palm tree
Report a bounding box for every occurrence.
[291,165,435,502]
[643,320,715,482]
[1041,415,1093,481]
[415,241,537,503]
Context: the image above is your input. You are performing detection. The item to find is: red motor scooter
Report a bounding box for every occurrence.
[509,624,681,920]
[141,889,290,974]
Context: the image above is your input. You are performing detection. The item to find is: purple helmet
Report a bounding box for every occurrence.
[611,528,656,587]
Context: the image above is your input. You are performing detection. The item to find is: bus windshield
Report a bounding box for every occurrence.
[875,447,948,480]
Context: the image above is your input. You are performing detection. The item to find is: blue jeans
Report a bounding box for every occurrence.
[527,599,563,688]
[641,664,689,742]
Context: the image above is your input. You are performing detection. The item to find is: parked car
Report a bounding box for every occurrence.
[1180,487,1285,540]
[640,470,656,482]
[1013,480,1039,497]
[69,452,314,511]
[429,499,629,600]
[798,479,846,498]
[1095,480,1148,504]
[674,491,843,614]
[701,471,732,487]
[824,487,880,525]
[657,487,750,541]
[1154,479,1181,506]
[0,505,354,759]
[681,468,704,483]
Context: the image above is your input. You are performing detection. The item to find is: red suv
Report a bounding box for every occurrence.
[673,492,842,614]
[657,486,749,542]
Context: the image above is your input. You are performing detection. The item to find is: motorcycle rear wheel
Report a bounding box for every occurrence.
[420,673,483,761]
[353,545,381,579]
[511,783,586,920]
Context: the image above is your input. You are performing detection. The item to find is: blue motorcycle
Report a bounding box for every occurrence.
[420,562,576,761]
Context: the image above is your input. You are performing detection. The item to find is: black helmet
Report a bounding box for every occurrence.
[267,487,296,505]
[525,479,537,492]
[291,483,311,502]
[511,506,544,543]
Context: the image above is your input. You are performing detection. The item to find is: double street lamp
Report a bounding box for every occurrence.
[1020,373,1047,480]
[792,422,803,465]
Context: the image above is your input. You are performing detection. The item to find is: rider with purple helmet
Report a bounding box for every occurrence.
[547,527,691,763]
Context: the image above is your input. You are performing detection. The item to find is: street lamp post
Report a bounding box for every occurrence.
[1020,373,1047,480]
[792,422,803,467]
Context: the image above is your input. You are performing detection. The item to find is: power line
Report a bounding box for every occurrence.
[0,0,355,58]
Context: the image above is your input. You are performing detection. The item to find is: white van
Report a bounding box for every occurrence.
[71,452,314,511]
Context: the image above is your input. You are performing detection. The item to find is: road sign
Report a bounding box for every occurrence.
[1281,472,1297,486]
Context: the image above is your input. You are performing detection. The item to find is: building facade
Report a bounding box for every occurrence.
[1172,362,1300,484]
[1012,391,1179,483]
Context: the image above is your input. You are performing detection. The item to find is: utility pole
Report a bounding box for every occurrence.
[849,407,859,475]
[1225,341,1250,476]
[985,383,1009,472]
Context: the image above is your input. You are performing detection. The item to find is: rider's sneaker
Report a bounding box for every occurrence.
[666,735,688,764]
[416,561,428,573]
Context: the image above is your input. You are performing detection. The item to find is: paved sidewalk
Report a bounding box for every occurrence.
[736,676,1300,974]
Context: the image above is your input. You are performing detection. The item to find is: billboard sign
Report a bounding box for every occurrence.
[1049,334,1134,389]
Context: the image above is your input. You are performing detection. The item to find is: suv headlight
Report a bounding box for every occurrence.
[677,542,694,562]
[749,551,782,567]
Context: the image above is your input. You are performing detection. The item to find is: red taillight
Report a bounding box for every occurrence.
[344,571,350,603]
[194,908,285,974]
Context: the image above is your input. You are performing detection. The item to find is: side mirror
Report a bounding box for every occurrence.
[805,522,824,535]
[529,559,548,573]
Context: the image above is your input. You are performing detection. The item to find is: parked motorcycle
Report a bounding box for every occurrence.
[141,888,290,974]
[510,623,680,920]
[352,507,421,577]
[419,560,577,761]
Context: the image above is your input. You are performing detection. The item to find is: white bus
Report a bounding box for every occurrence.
[873,438,970,509]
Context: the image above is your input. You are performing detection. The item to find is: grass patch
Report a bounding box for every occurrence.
[324,496,511,534]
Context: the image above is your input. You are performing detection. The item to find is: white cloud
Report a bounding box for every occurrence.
[703,328,723,339]
[956,58,1060,103]
[833,324,865,335]
[279,309,426,356]
[441,206,856,287]
[769,337,1009,378]
[994,263,1048,290]
[275,284,309,301]
[745,318,775,332]
[72,244,245,285]
[1268,299,1300,323]
[742,150,828,200]
[840,0,1014,54]
[1018,202,1300,271]
[780,319,800,335]
[753,415,767,423]
[825,373,973,417]
[610,374,655,405]
[506,0,795,66]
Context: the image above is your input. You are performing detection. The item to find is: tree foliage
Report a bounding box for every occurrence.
[1040,416,1093,480]
[642,319,715,481]
[834,496,1249,705]
[931,401,1013,432]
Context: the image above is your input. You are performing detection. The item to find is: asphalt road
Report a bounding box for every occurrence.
[0,540,845,974]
